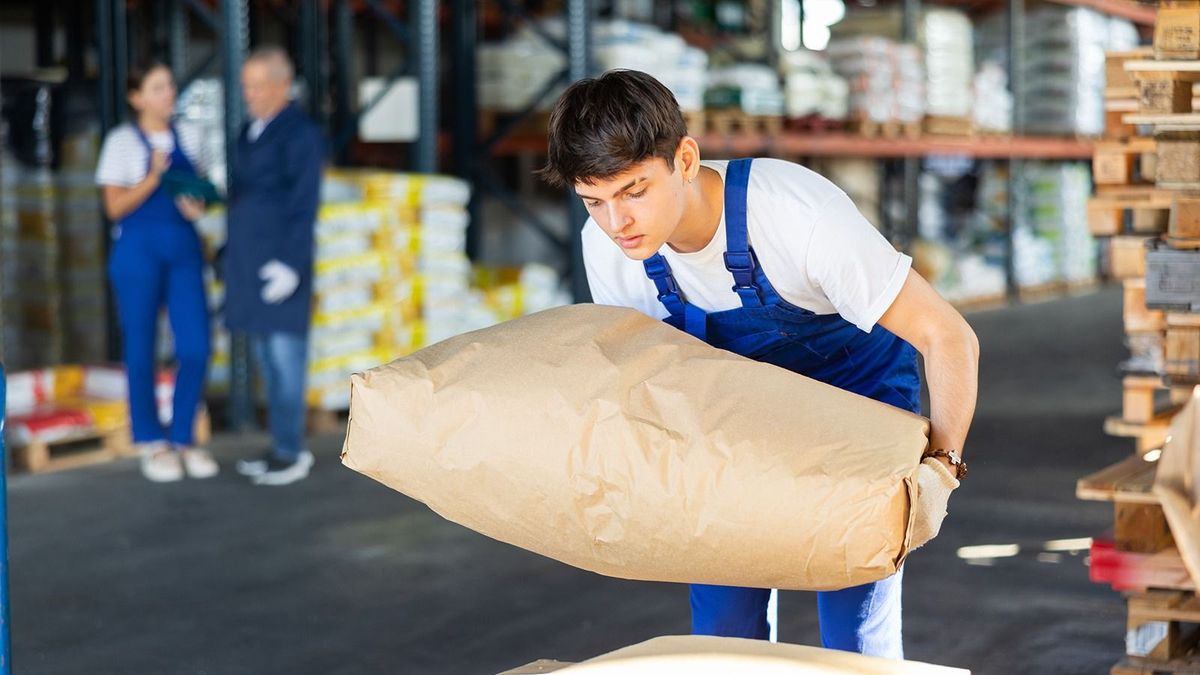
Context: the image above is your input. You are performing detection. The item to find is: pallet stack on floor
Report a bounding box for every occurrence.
[1078,8,1200,673]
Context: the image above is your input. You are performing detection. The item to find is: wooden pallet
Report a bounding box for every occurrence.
[1127,278,1169,334]
[1092,539,1196,593]
[783,114,846,134]
[1090,187,1175,237]
[9,408,212,474]
[1114,657,1200,674]
[1114,591,1200,674]
[704,110,783,136]
[1111,236,1154,280]
[922,115,973,137]
[1126,61,1200,117]
[1017,281,1069,303]
[1104,407,1178,453]
[1155,4,1200,61]
[1095,137,1160,186]
[11,426,135,474]
[1123,375,1172,425]
[1170,194,1200,248]
[1078,452,1161,504]
[848,116,921,139]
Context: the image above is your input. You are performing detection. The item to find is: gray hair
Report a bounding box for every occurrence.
[246,46,294,83]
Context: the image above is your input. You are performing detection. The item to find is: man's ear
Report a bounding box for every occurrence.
[676,136,701,182]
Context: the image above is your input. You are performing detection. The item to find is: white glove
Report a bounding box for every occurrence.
[258,259,300,304]
[909,457,960,551]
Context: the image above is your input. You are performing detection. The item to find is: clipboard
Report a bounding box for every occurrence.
[161,170,223,205]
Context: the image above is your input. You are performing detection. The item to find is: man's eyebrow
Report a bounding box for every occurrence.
[576,176,647,201]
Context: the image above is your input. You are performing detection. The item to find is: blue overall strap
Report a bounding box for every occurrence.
[643,253,707,340]
[722,158,764,308]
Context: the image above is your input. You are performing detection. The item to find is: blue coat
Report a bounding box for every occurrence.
[223,103,324,335]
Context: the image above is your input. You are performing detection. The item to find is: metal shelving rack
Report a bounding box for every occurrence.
[91,0,441,428]
[449,0,596,302]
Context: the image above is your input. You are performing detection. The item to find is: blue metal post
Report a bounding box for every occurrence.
[0,363,11,673]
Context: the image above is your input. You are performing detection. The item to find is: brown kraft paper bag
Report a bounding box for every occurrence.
[342,304,932,591]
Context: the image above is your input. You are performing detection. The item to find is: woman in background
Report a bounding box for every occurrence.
[95,60,216,482]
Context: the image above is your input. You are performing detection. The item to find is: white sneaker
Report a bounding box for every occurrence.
[251,451,314,486]
[180,448,219,479]
[139,444,184,483]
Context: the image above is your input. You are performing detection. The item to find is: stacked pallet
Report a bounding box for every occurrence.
[1078,11,1200,673]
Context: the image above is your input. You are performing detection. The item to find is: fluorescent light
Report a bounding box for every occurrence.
[1144,449,1162,462]
[956,544,1020,560]
[1043,537,1092,552]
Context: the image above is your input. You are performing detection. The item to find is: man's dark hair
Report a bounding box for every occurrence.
[538,70,688,188]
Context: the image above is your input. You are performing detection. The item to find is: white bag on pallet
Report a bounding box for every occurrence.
[342,304,932,591]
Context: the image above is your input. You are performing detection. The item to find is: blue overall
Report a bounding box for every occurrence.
[107,125,210,447]
[641,159,921,658]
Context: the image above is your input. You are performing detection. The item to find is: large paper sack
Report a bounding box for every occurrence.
[1154,388,1200,588]
[342,304,931,590]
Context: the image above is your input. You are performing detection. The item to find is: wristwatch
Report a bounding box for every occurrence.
[923,449,968,481]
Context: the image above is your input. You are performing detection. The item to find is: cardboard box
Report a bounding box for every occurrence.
[499,636,971,674]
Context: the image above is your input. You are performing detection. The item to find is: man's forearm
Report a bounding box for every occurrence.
[924,327,980,456]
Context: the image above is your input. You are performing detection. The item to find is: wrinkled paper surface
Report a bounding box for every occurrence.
[560,636,970,674]
[342,304,931,591]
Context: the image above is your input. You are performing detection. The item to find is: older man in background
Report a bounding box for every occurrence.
[225,46,325,486]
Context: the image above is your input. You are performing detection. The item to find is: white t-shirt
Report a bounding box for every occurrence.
[94,121,210,187]
[583,158,912,334]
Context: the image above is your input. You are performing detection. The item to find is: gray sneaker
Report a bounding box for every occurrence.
[251,451,314,486]
[235,450,273,477]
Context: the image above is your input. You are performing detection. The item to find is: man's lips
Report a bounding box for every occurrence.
[616,235,644,249]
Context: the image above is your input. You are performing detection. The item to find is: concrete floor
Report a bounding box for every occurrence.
[9,287,1136,674]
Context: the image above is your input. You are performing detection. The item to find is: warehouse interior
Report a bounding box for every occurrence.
[2,1,1199,674]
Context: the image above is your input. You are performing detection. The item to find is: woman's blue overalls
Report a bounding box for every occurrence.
[641,158,921,658]
[107,125,210,448]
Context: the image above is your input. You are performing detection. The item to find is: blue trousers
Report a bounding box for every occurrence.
[690,566,904,658]
[109,228,210,446]
[252,332,309,461]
